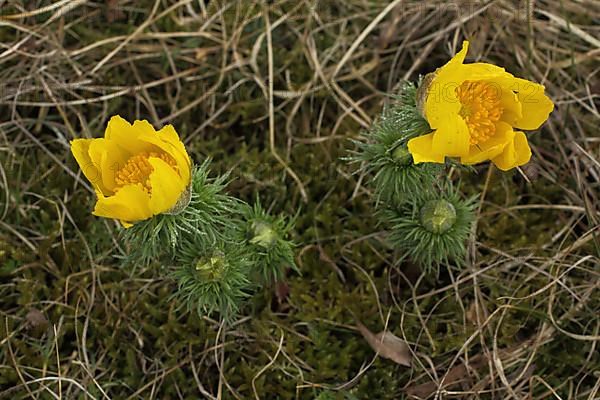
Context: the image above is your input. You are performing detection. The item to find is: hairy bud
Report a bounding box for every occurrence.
[250,221,277,249]
[420,199,457,234]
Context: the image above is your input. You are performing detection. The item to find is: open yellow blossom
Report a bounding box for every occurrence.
[71,115,192,226]
[408,41,554,170]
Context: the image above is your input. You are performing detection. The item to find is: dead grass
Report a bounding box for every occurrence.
[0,0,598,399]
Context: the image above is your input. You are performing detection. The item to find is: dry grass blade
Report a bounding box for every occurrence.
[405,353,488,398]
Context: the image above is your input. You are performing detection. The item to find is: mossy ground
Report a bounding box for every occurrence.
[1,1,599,399]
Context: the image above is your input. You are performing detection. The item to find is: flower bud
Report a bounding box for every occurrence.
[195,252,226,280]
[250,221,277,249]
[392,145,412,166]
[419,199,457,234]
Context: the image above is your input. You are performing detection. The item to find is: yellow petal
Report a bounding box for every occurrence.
[93,184,153,223]
[492,143,516,171]
[407,133,445,163]
[513,80,554,130]
[132,119,158,136]
[424,87,461,128]
[496,84,523,125]
[138,129,191,185]
[431,114,471,157]
[104,115,153,154]
[71,139,104,192]
[514,131,532,165]
[461,62,508,77]
[487,76,553,130]
[423,41,470,95]
[492,131,531,171]
[444,40,470,68]
[424,75,462,127]
[424,42,470,124]
[461,122,515,164]
[157,124,191,183]
[147,157,187,214]
[88,138,129,194]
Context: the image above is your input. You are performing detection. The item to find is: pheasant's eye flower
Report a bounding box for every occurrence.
[408,41,554,170]
[71,115,192,227]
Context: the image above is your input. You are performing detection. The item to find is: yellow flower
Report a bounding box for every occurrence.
[408,41,554,171]
[71,115,192,226]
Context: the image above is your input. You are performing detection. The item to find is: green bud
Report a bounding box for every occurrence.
[195,252,226,280]
[250,221,277,249]
[391,145,412,166]
[419,199,457,234]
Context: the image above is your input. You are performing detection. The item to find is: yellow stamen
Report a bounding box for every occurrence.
[456,81,503,145]
[115,152,177,192]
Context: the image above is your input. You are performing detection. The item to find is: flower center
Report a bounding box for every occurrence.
[456,81,503,145]
[114,152,177,192]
